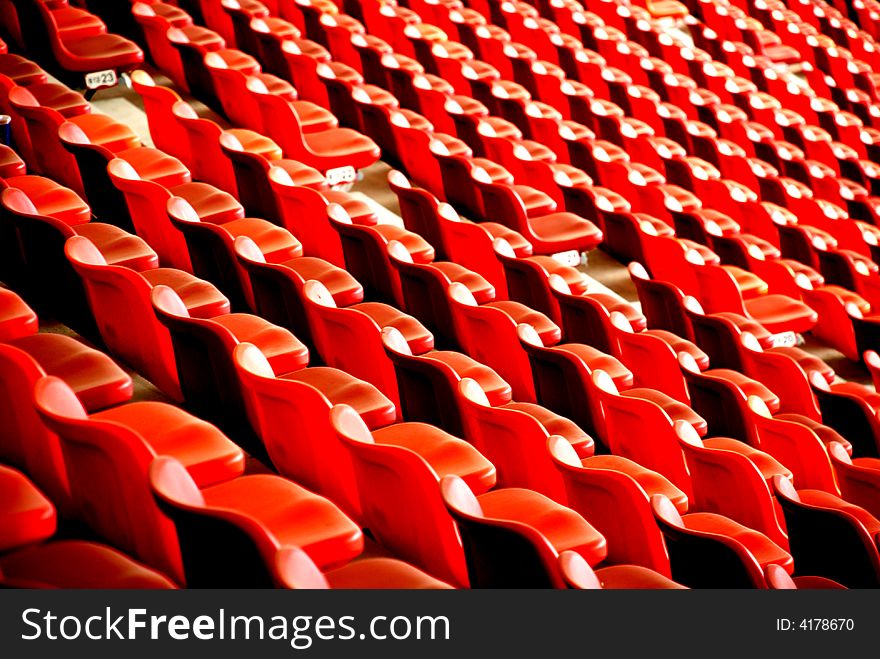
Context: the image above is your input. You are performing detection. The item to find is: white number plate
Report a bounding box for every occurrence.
[325,165,357,186]
[84,69,118,90]
[769,331,797,348]
[551,250,582,267]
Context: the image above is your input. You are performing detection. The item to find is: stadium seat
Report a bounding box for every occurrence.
[558,551,686,589]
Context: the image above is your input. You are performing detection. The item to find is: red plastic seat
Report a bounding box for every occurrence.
[130,70,192,164]
[652,493,793,588]
[66,235,229,401]
[233,342,396,519]
[773,475,880,588]
[381,326,511,436]
[447,282,560,402]
[676,421,790,548]
[550,437,686,575]
[166,195,300,310]
[302,279,432,411]
[0,287,37,341]
[457,378,591,501]
[151,285,308,442]
[828,442,880,519]
[248,83,380,174]
[559,551,686,589]
[591,370,694,498]
[34,375,245,583]
[0,465,56,553]
[272,546,452,589]
[0,540,178,588]
[474,175,603,255]
[21,0,143,74]
[440,475,607,587]
[331,403,494,586]
[149,455,362,586]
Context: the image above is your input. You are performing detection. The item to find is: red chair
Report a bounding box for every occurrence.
[0,465,56,553]
[0,540,178,588]
[302,279,432,411]
[233,341,396,519]
[549,436,686,575]
[130,70,192,164]
[381,326,512,437]
[691,257,819,335]
[651,493,793,588]
[57,121,189,230]
[66,235,230,401]
[233,234,362,352]
[747,396,840,492]
[331,403,495,586]
[248,81,380,175]
[171,100,280,196]
[1,186,156,341]
[165,195,301,311]
[456,378,592,501]
[12,0,143,82]
[0,287,36,341]
[558,551,687,589]
[108,158,245,271]
[809,371,880,458]
[439,474,607,587]
[33,375,245,583]
[828,441,880,519]
[9,85,139,196]
[474,174,603,255]
[269,546,452,589]
[447,282,560,402]
[773,475,880,588]
[676,421,790,548]
[148,453,364,586]
[151,284,308,444]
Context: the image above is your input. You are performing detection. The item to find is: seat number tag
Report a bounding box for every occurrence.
[85,70,118,90]
[769,331,797,348]
[551,250,582,267]
[326,166,357,186]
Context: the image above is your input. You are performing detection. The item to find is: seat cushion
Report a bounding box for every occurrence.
[477,488,608,566]
[92,401,244,487]
[707,368,781,413]
[501,401,594,458]
[555,343,633,389]
[373,422,496,493]
[584,454,689,513]
[0,466,56,553]
[623,388,709,436]
[323,191,378,226]
[0,540,177,588]
[644,329,710,370]
[227,128,283,160]
[281,257,364,307]
[353,302,434,354]
[744,294,818,335]
[202,475,362,569]
[325,558,452,589]
[69,113,140,153]
[219,218,303,262]
[9,334,132,411]
[0,54,47,86]
[74,223,159,272]
[212,314,310,374]
[116,147,190,188]
[431,262,496,303]
[140,268,230,319]
[682,512,794,573]
[29,81,89,117]
[528,212,603,252]
[425,351,513,406]
[6,175,91,226]
[171,182,244,225]
[373,224,435,263]
[0,288,37,341]
[281,366,397,429]
[487,300,561,345]
[513,184,556,217]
